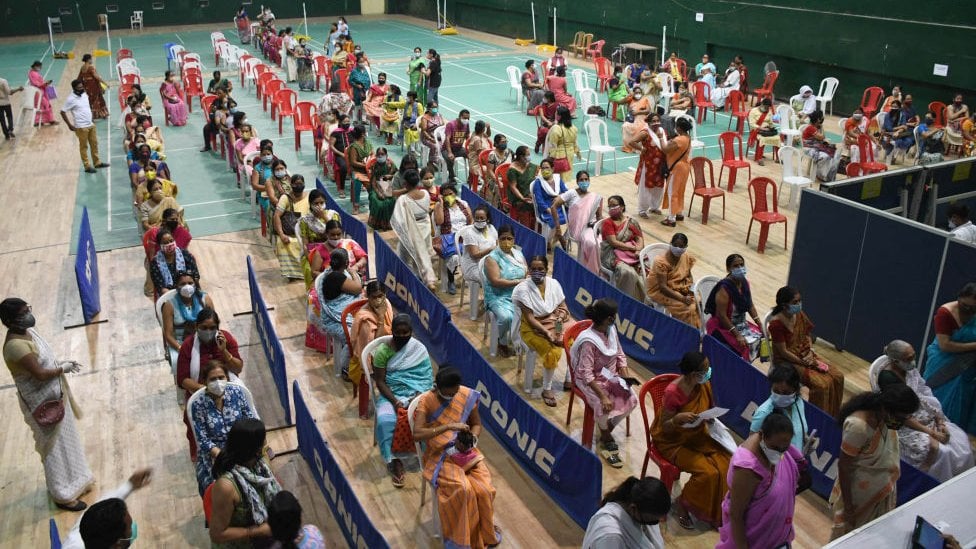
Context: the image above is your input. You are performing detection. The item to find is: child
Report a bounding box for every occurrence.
[447,430,483,472]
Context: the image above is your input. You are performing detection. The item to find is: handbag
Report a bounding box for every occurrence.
[374,175,394,199]
[758,338,771,363]
[758,127,779,137]
[437,233,458,258]
[391,406,415,453]
[552,157,571,173]
[20,379,65,427]
[281,209,300,236]
[660,143,689,179]
[45,86,57,100]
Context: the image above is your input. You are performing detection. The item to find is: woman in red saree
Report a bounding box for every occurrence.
[78,54,108,119]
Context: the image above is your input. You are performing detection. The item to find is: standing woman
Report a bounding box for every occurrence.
[599,196,646,302]
[392,169,438,292]
[159,70,188,126]
[645,233,700,328]
[467,120,493,188]
[2,298,93,511]
[281,27,297,82]
[419,101,445,174]
[830,384,919,539]
[273,174,310,280]
[768,286,846,417]
[546,106,582,182]
[506,145,539,229]
[348,58,372,123]
[28,60,57,125]
[629,112,668,217]
[234,5,251,44]
[294,38,316,92]
[704,254,763,362]
[923,282,976,435]
[78,54,108,119]
[424,49,442,104]
[582,476,670,549]
[717,413,807,549]
[551,170,602,273]
[659,116,692,227]
[367,147,397,230]
[346,124,373,214]
[406,47,426,95]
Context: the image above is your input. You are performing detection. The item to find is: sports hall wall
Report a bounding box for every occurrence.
[393,0,975,114]
[0,0,362,37]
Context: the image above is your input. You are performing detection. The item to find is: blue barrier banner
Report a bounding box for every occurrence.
[315,177,368,254]
[246,256,291,424]
[702,335,938,504]
[372,233,453,360]
[443,323,602,528]
[74,207,101,323]
[293,381,390,549]
[552,247,700,371]
[461,186,546,260]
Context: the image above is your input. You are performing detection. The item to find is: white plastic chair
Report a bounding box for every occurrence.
[779,146,813,210]
[478,257,501,357]
[692,275,721,334]
[776,104,802,148]
[169,44,186,68]
[583,118,617,176]
[210,31,226,48]
[639,243,672,314]
[182,60,203,75]
[154,289,179,384]
[656,72,674,94]
[130,10,143,30]
[457,234,482,322]
[815,77,839,116]
[16,86,42,136]
[506,66,522,107]
[219,42,234,69]
[678,114,706,156]
[241,151,259,202]
[186,381,259,448]
[361,336,392,445]
[241,58,260,90]
[407,396,442,539]
[571,69,590,100]
[184,52,202,66]
[868,355,887,392]
[531,178,566,245]
[580,89,599,118]
[117,58,138,77]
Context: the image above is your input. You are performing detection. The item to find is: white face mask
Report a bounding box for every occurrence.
[327,238,342,247]
[898,359,918,371]
[670,245,686,257]
[207,379,228,396]
[760,439,784,467]
[770,392,796,409]
[179,284,195,298]
[474,221,487,230]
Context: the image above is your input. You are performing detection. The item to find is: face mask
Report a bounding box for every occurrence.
[578,180,590,191]
[197,329,217,344]
[960,303,976,315]
[242,132,252,139]
[474,220,488,230]
[73,89,84,96]
[444,195,456,207]
[948,219,958,230]
[787,303,802,315]
[150,190,164,201]
[633,93,642,99]
[275,170,287,179]
[413,53,421,59]
[541,169,554,179]
[497,142,508,151]
[162,242,177,254]
[291,184,305,194]
[207,379,228,396]
[609,205,623,217]
[121,520,138,546]
[179,284,195,298]
[898,359,918,371]
[423,178,435,188]
[262,155,273,164]
[731,266,747,279]
[759,439,784,467]
[437,389,455,401]
[499,240,514,252]
[164,220,179,231]
[955,100,963,105]
[392,335,410,349]
[770,392,796,409]
[340,123,350,129]
[461,119,470,127]
[15,312,36,329]
[670,245,686,257]
[146,170,158,181]
[378,78,386,85]
[530,269,546,284]
[431,108,439,114]
[853,114,864,121]
[327,238,342,247]
[376,155,387,163]
[696,366,712,384]
[358,64,367,70]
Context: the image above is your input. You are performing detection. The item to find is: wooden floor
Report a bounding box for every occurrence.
[0,14,878,548]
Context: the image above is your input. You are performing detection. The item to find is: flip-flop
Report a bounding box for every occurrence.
[562,381,573,392]
[673,512,695,530]
[600,449,623,468]
[389,461,405,488]
[601,439,620,453]
[541,392,557,407]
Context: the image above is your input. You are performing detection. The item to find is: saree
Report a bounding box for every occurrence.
[512,277,569,370]
[160,80,188,126]
[304,238,367,291]
[705,278,763,362]
[78,64,108,119]
[566,191,601,273]
[28,69,54,124]
[923,313,976,435]
[274,194,310,280]
[408,56,425,93]
[348,68,372,106]
[362,83,389,123]
[646,252,701,328]
[295,48,315,91]
[349,302,393,387]
[506,164,538,229]
[531,175,568,228]
[521,70,546,112]
[368,159,397,230]
[649,382,731,526]
[548,76,577,112]
[235,13,251,43]
[569,326,638,429]
[298,210,341,289]
[634,129,667,213]
[140,196,181,230]
[482,248,527,346]
[769,313,845,417]
[599,217,646,302]
[3,330,93,503]
[661,135,691,217]
[391,191,437,286]
[716,445,801,548]
[418,386,500,549]
[829,415,900,539]
[374,338,433,463]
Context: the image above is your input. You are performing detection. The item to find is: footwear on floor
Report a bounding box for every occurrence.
[661,219,676,227]
[55,500,88,512]
[541,390,557,407]
[675,214,684,221]
[95,162,110,168]
[599,449,623,468]
[84,167,97,173]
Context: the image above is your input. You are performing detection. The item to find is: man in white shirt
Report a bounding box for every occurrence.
[0,76,24,139]
[948,203,976,245]
[60,79,109,174]
[710,63,741,108]
[62,468,152,548]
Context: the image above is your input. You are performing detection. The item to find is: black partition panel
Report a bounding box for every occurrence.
[788,191,868,350]
[846,215,947,358]
[933,240,976,314]
[823,167,923,212]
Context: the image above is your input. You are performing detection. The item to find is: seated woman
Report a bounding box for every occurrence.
[349,281,393,412]
[530,158,569,248]
[160,271,214,369]
[306,220,367,291]
[944,94,969,147]
[521,59,546,114]
[961,112,976,157]
[298,190,341,288]
[317,248,364,378]
[209,419,281,547]
[150,229,200,298]
[346,125,373,215]
[649,351,732,529]
[922,282,976,436]
[747,98,779,166]
[234,123,259,169]
[768,286,846,417]
[367,147,397,230]
[512,255,572,406]
[413,367,502,547]
[188,360,258,496]
[457,205,497,285]
[372,314,434,487]
[434,182,473,295]
[267,491,326,549]
[176,308,243,400]
[391,169,437,292]
[139,179,182,232]
[802,110,841,182]
[535,92,558,154]
[880,99,914,163]
[506,145,539,229]
[548,65,577,113]
[570,299,639,468]
[749,364,812,452]
[159,70,188,126]
[483,225,527,358]
[483,133,513,202]
[606,69,631,122]
[790,85,817,124]
[599,196,646,302]
[704,254,763,362]
[273,174,310,280]
[646,233,700,329]
[551,171,602,273]
[878,340,974,481]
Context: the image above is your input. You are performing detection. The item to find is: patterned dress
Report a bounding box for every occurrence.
[189,384,257,495]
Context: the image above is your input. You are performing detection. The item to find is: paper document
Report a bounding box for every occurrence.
[684,407,729,428]
[601,367,629,390]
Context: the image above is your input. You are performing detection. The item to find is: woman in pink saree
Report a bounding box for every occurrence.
[28,61,56,125]
[159,70,188,126]
[551,171,602,273]
[548,65,577,113]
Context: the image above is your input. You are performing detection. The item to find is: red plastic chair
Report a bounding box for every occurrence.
[585,39,605,61]
[159,83,185,127]
[928,101,946,128]
[117,48,134,60]
[561,321,632,450]
[182,72,204,113]
[294,101,318,150]
[692,81,716,125]
[845,162,863,178]
[594,57,612,93]
[726,90,749,134]
[118,84,134,112]
[340,299,370,418]
[254,63,270,82]
[687,157,725,224]
[256,72,276,101]
[856,134,887,174]
[637,374,681,491]
[274,88,298,135]
[263,79,284,113]
[860,86,884,119]
[751,70,779,106]
[335,68,352,99]
[476,149,493,194]
[203,482,214,522]
[120,73,141,87]
[746,177,788,253]
[315,56,332,91]
[493,163,514,210]
[717,132,751,193]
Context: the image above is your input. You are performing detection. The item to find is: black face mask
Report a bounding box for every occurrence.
[164,220,179,231]
[392,335,410,350]
[73,89,84,96]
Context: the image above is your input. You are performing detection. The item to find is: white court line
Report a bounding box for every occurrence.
[175,33,185,45]
[185,211,253,222]
[441,81,503,89]
[382,40,412,53]
[444,61,506,83]
[108,197,243,216]
[375,20,496,51]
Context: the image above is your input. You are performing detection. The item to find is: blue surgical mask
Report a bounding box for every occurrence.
[697,366,712,384]
[787,303,802,315]
[577,180,590,191]
[770,392,796,409]
[731,266,747,279]
[120,519,138,545]
[670,245,686,257]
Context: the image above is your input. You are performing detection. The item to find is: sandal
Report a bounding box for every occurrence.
[660,219,677,227]
[388,460,405,488]
[56,500,88,512]
[638,210,650,219]
[672,510,695,530]
[599,449,623,468]
[563,381,573,392]
[601,439,620,453]
[541,391,557,407]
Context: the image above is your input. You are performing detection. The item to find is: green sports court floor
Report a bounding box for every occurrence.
[41,18,839,251]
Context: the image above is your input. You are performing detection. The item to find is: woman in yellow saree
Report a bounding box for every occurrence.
[646,233,700,329]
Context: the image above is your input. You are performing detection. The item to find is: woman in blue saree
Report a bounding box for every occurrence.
[923,282,976,435]
[318,248,363,379]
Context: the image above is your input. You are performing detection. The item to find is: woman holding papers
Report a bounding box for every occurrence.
[649,351,731,529]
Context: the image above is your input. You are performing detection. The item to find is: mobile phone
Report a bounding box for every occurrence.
[623,377,641,386]
[911,515,944,549]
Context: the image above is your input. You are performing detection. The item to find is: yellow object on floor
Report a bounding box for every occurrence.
[536,44,556,53]
[514,38,535,46]
[93,49,111,57]
[437,26,458,35]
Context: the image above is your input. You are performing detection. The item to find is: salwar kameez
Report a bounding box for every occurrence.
[274,194,310,279]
